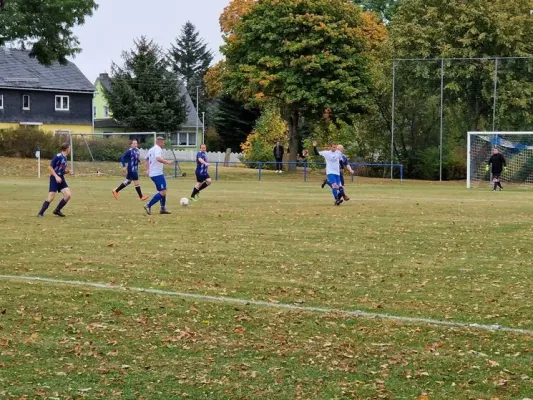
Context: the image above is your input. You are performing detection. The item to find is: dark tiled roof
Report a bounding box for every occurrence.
[95,73,112,92]
[179,82,203,129]
[0,48,95,92]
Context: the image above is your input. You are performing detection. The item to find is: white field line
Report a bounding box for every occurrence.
[2,274,533,336]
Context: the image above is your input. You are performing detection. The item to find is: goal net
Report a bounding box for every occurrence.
[467,131,533,188]
[67,132,156,176]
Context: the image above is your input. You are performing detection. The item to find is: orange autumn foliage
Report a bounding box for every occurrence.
[219,0,256,36]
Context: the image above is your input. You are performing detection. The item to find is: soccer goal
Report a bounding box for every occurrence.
[68,132,157,176]
[467,131,533,188]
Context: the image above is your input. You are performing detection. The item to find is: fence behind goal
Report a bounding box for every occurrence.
[467,131,533,188]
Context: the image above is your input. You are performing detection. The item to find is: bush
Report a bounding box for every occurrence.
[72,136,130,162]
[240,106,288,169]
[0,128,62,158]
[0,128,131,162]
[240,133,276,169]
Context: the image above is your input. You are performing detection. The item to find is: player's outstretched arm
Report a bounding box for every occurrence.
[312,141,320,156]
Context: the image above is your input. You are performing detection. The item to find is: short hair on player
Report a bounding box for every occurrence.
[156,136,165,141]
[61,142,70,151]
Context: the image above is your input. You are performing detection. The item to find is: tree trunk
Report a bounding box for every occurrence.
[288,111,299,172]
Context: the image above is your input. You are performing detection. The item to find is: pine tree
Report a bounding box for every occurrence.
[170,21,213,114]
[104,37,187,134]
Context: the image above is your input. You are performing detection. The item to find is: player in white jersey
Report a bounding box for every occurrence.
[313,141,346,206]
[143,136,174,215]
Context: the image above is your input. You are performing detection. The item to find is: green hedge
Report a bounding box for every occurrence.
[0,128,130,161]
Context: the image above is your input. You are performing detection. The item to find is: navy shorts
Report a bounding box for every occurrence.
[49,175,68,193]
[196,172,210,182]
[151,175,167,192]
[126,170,139,181]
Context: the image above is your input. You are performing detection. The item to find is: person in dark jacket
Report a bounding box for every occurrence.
[273,141,284,173]
[486,148,507,191]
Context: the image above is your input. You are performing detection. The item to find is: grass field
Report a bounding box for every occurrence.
[1,158,533,399]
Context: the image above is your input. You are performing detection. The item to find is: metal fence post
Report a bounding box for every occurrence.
[303,162,307,182]
[215,162,219,181]
[174,161,178,178]
[258,162,262,181]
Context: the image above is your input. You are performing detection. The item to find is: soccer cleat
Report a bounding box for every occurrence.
[144,205,152,215]
[189,195,199,202]
[335,198,344,206]
[37,214,44,218]
[160,209,172,215]
[342,194,350,201]
[321,178,328,189]
[140,195,149,201]
[499,188,503,191]
[53,210,65,217]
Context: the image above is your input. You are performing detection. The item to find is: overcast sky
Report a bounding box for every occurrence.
[72,0,230,82]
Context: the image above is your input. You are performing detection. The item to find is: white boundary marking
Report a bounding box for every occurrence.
[1,274,532,335]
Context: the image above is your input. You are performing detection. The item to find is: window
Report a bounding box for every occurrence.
[23,95,30,110]
[55,95,69,111]
[0,94,3,109]
[103,106,109,117]
[172,132,197,147]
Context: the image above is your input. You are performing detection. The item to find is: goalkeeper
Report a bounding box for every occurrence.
[486,148,507,191]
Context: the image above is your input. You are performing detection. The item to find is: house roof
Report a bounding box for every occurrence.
[0,48,95,93]
[95,73,112,92]
[179,83,204,130]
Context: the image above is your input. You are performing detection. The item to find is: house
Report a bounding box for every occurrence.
[93,73,127,134]
[93,72,203,150]
[0,48,95,134]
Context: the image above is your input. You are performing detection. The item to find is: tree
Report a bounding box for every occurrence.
[0,0,98,65]
[219,0,256,36]
[170,21,213,113]
[352,0,400,21]
[103,37,187,134]
[385,0,533,177]
[213,95,260,152]
[241,105,288,167]
[222,0,372,171]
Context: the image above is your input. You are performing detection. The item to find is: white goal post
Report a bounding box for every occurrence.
[68,132,157,175]
[467,131,533,188]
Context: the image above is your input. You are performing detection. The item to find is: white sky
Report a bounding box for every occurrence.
[72,0,229,82]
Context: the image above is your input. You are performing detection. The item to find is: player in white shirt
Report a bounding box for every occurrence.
[143,136,174,215]
[313,141,346,206]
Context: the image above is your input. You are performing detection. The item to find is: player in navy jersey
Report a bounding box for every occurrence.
[112,140,149,201]
[37,142,72,217]
[190,144,212,201]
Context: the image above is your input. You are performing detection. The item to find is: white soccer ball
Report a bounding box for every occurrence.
[180,197,189,206]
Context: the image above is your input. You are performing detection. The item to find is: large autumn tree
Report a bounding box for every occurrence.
[222,0,372,170]
[0,0,98,65]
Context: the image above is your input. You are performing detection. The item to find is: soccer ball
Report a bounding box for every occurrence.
[180,197,189,206]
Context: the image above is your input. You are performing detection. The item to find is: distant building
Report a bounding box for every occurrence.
[93,72,203,150]
[0,48,95,134]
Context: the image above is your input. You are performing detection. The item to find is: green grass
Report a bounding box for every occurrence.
[1,158,533,399]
